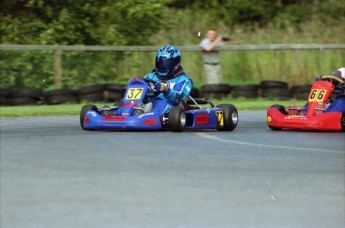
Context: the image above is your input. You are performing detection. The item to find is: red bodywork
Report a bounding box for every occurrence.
[267,80,343,131]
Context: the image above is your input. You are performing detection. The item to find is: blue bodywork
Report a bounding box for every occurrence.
[81,78,225,130]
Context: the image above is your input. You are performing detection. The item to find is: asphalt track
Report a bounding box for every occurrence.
[1,110,344,228]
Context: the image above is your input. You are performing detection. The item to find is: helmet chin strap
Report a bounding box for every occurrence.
[156,66,184,80]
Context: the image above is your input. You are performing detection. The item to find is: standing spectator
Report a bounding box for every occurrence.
[200,28,230,84]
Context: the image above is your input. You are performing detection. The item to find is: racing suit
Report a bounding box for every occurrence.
[144,67,193,115]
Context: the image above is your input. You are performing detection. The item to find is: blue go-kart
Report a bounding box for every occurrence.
[80,77,238,132]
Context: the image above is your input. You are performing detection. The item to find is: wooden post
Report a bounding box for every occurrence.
[54,49,62,89]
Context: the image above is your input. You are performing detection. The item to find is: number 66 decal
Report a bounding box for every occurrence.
[308,89,327,102]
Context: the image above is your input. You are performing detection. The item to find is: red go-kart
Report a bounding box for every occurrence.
[267,75,345,131]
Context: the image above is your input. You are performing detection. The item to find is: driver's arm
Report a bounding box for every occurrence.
[163,78,193,106]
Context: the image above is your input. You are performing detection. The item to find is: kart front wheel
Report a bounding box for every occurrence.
[216,104,238,131]
[270,104,288,115]
[80,104,98,129]
[169,106,186,132]
[268,104,286,130]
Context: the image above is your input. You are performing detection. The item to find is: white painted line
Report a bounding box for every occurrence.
[195,132,344,154]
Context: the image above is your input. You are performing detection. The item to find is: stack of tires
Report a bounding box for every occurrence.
[44,88,79,105]
[103,83,127,102]
[201,84,232,99]
[231,84,260,99]
[0,88,10,106]
[291,84,312,100]
[189,87,201,98]
[6,88,44,106]
[75,83,127,103]
[76,84,105,102]
[260,80,293,100]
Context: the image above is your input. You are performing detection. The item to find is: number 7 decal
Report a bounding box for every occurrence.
[216,111,224,126]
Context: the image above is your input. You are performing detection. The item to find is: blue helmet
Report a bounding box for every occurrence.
[155,45,181,77]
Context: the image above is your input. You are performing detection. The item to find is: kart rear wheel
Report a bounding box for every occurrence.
[169,106,186,132]
[216,104,238,131]
[80,104,98,129]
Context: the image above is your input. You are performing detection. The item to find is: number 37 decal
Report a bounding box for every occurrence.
[126,88,143,100]
[308,89,327,102]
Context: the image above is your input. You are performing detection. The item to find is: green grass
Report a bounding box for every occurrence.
[0,99,306,117]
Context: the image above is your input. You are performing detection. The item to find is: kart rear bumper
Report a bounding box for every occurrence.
[267,108,343,131]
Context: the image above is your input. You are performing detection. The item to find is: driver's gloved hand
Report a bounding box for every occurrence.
[149,82,161,92]
[148,81,170,96]
[148,82,158,92]
[155,82,167,92]
[151,81,168,92]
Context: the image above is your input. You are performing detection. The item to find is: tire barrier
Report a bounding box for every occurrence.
[260,80,293,100]
[201,84,232,99]
[291,84,312,100]
[7,88,44,105]
[0,88,10,106]
[1,81,312,106]
[190,87,200,98]
[103,83,127,102]
[45,88,79,105]
[231,84,260,99]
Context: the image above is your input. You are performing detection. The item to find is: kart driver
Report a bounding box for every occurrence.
[302,67,345,114]
[142,45,193,114]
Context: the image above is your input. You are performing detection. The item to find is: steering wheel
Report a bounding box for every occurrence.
[142,77,161,96]
[321,75,344,84]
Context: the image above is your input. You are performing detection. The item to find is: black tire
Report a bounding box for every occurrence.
[7,97,40,106]
[269,125,282,131]
[103,83,127,91]
[270,104,288,115]
[291,84,312,93]
[295,92,310,100]
[268,104,287,130]
[80,104,98,129]
[9,88,43,98]
[201,83,231,99]
[201,92,227,100]
[76,84,104,96]
[190,87,200,98]
[260,80,288,89]
[45,94,79,105]
[45,88,76,97]
[232,84,260,92]
[232,91,258,99]
[216,104,238,131]
[0,88,10,97]
[0,96,9,106]
[103,90,123,102]
[169,106,186,132]
[231,84,260,98]
[78,92,104,102]
[201,84,232,93]
[261,88,293,100]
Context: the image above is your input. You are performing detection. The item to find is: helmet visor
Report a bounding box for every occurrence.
[156,56,180,77]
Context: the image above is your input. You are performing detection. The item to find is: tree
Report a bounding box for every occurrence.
[0,0,174,45]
